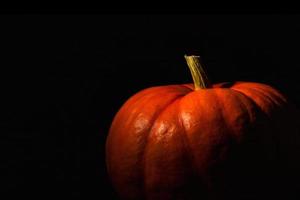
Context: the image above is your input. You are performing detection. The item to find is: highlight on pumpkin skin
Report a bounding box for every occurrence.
[184,55,211,90]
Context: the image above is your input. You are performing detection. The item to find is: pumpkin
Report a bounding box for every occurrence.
[106,56,300,200]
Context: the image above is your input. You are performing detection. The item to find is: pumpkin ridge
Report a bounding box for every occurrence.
[213,90,234,138]
[230,87,280,116]
[247,82,287,102]
[208,90,236,164]
[141,93,185,197]
[229,90,258,124]
[177,97,198,180]
[232,83,286,106]
[245,87,282,106]
[106,87,190,199]
[179,89,233,193]
[230,88,264,113]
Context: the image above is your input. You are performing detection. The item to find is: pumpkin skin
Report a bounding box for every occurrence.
[106,81,299,200]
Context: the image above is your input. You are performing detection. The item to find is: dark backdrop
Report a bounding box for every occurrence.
[1,14,300,198]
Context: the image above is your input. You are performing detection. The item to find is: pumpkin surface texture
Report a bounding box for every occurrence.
[106,56,300,200]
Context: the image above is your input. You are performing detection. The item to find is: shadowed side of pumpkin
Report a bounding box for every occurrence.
[106,56,300,200]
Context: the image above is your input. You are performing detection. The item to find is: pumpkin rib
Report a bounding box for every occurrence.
[229,88,263,110]
[208,90,241,162]
[232,83,287,106]
[136,88,189,198]
[247,86,284,106]
[177,97,198,180]
[229,87,276,124]
[178,89,233,190]
[224,89,264,147]
[229,90,258,124]
[207,90,232,190]
[228,88,282,158]
[106,86,190,200]
[213,90,239,142]
[248,83,287,102]
[230,86,281,116]
[141,93,185,196]
[228,86,287,180]
[106,91,158,199]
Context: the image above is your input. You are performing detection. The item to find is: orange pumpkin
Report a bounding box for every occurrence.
[106,56,299,199]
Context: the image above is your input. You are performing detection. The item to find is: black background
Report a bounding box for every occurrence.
[1,13,300,198]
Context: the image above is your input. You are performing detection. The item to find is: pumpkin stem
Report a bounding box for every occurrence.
[184,55,211,90]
